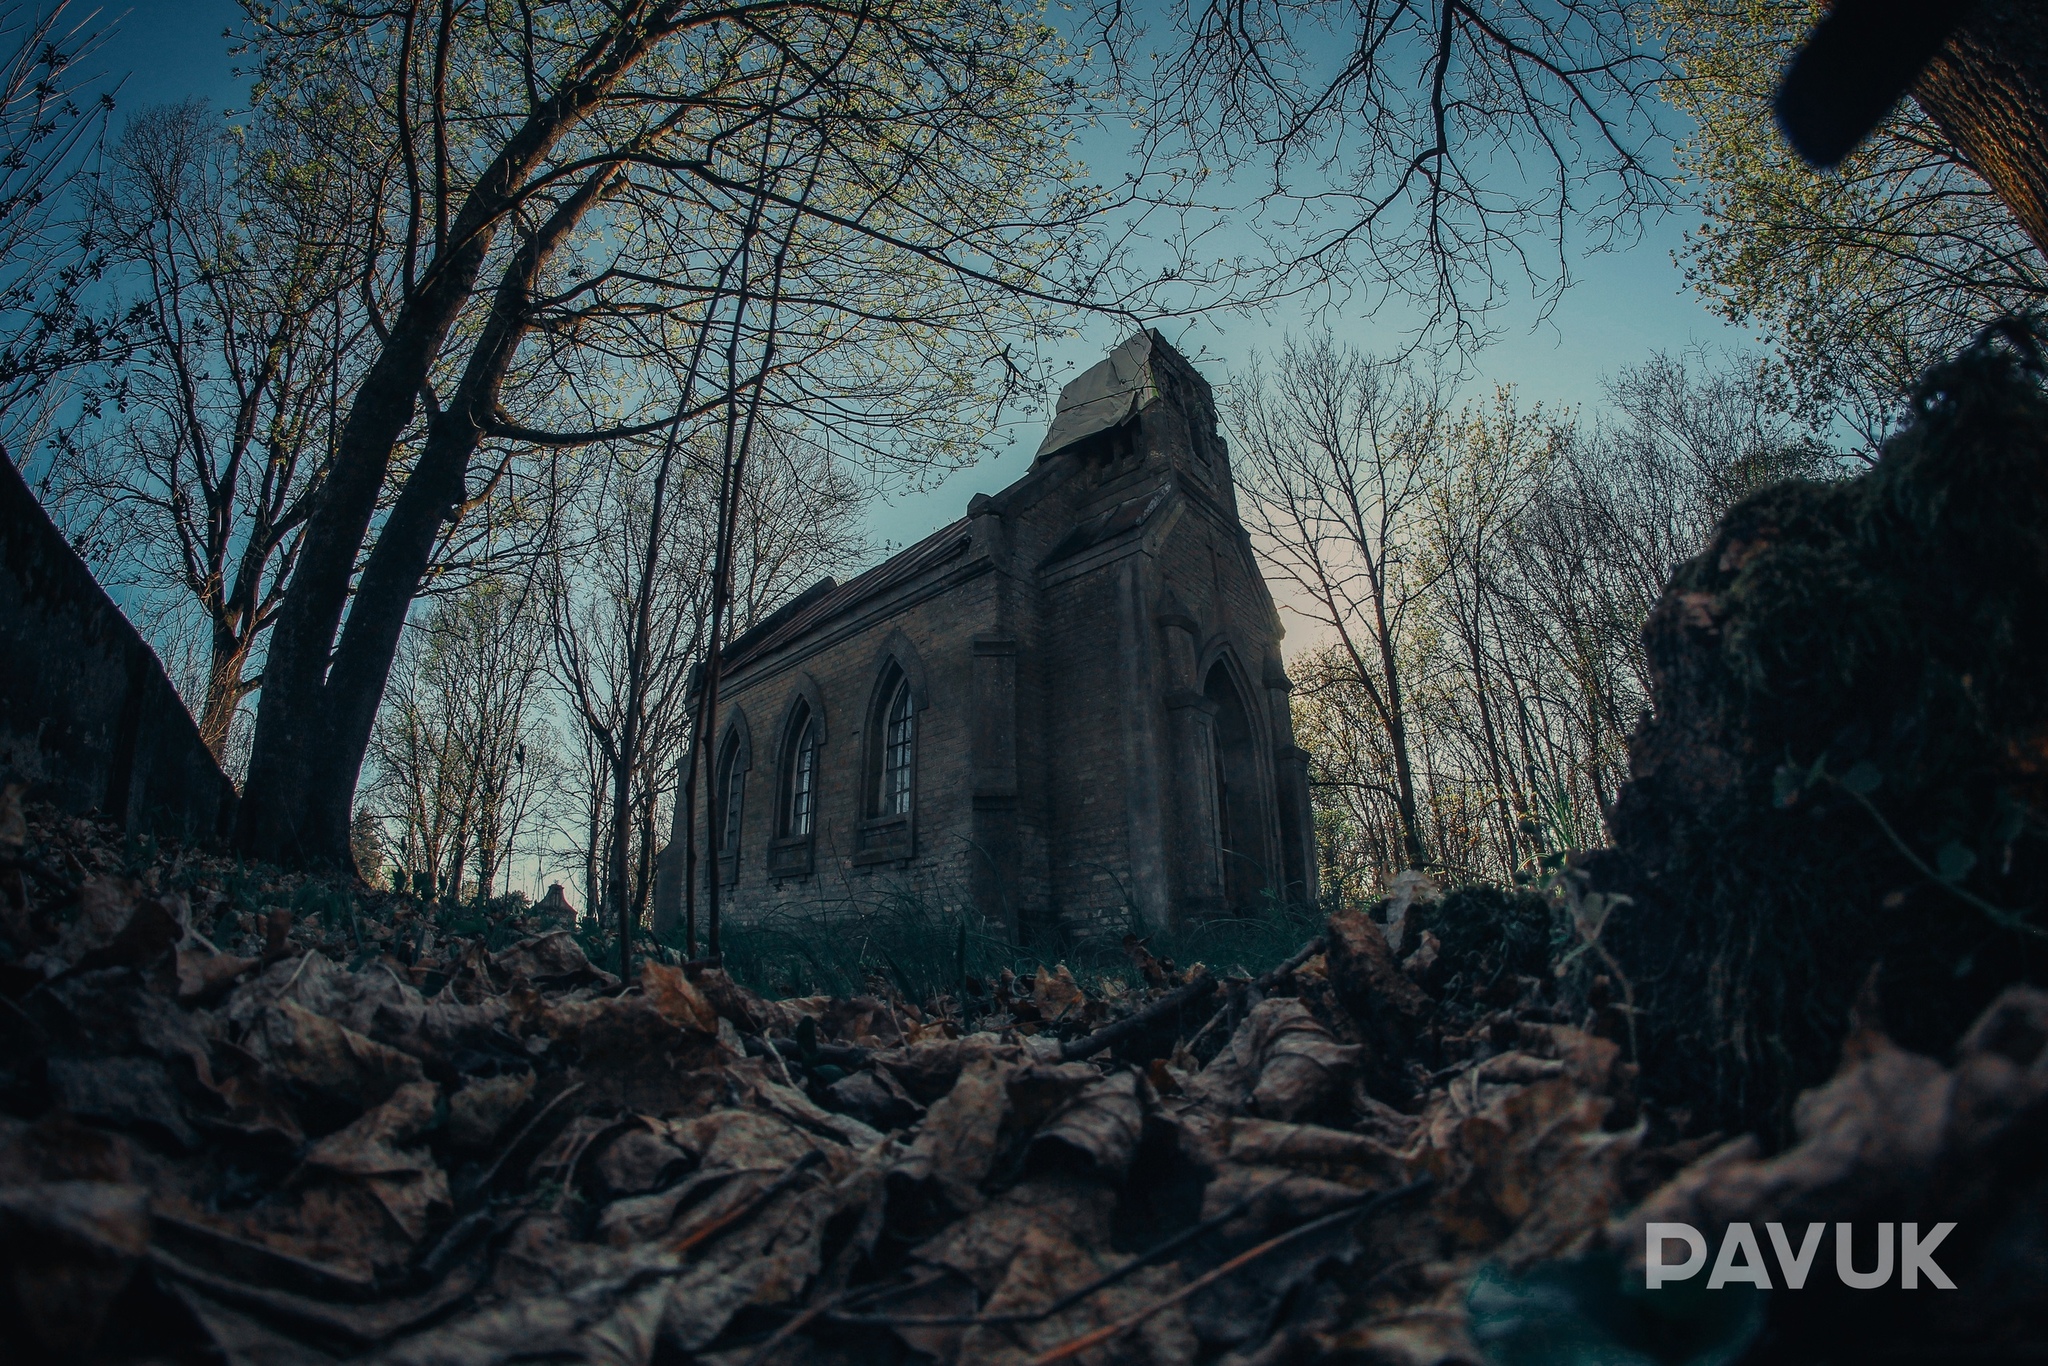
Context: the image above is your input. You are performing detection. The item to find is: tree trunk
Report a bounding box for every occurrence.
[236,297,487,867]
[609,750,636,978]
[241,152,621,870]
[634,793,657,925]
[1370,587,1428,869]
[1915,0,2048,262]
[1464,616,1522,870]
[234,31,661,869]
[198,626,252,762]
[585,791,604,924]
[680,736,699,956]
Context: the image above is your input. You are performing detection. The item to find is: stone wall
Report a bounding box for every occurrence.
[688,536,1010,934]
[0,455,237,845]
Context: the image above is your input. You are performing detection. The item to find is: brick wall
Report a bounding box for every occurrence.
[694,556,1005,931]
[0,455,237,845]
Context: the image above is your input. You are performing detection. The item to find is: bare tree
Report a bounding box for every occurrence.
[33,101,368,761]
[366,578,554,902]
[1421,389,1561,867]
[1277,348,1843,892]
[1227,335,1450,867]
[229,0,1151,870]
[545,438,712,963]
[0,1,116,459]
[545,411,864,958]
[1123,0,1673,343]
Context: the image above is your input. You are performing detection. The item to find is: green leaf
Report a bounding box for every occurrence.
[1840,761,1882,795]
[1937,841,1977,883]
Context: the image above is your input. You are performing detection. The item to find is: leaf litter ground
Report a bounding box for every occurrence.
[3,795,2045,1365]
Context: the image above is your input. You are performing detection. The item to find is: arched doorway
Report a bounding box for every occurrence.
[1203,661,1268,910]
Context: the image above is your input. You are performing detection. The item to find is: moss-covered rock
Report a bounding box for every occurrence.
[1588,321,2048,1139]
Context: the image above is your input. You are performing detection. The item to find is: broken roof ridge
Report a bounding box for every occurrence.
[1034,327,1164,464]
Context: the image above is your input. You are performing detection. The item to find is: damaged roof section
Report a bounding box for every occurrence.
[707,328,1190,680]
[1033,329,1161,463]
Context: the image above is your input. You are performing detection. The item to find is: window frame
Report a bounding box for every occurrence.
[786,712,818,836]
[711,719,751,887]
[769,692,823,880]
[880,675,915,817]
[855,639,926,864]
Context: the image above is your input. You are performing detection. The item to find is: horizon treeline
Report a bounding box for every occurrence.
[4,0,2040,934]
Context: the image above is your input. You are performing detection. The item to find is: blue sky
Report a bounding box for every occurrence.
[870,215,1756,550]
[94,1,1765,895]
[99,0,1760,549]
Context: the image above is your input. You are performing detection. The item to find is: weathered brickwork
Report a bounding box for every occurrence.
[655,333,1316,945]
[1,452,237,845]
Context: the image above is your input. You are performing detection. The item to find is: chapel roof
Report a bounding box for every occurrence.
[712,330,1184,679]
[715,516,971,676]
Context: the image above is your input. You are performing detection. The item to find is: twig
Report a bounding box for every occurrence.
[770,1037,871,1069]
[830,1267,951,1314]
[1255,936,1325,993]
[669,1149,825,1255]
[416,1207,495,1281]
[749,1033,798,1088]
[552,1121,607,1212]
[1829,777,2048,940]
[1026,1177,1434,1364]
[742,1296,836,1366]
[826,1176,1294,1330]
[471,1081,584,1198]
[1181,991,1239,1055]
[278,950,317,996]
[1180,937,1326,1059]
[1061,970,1216,1062]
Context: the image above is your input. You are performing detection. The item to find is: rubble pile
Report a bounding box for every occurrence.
[6,796,2045,1365]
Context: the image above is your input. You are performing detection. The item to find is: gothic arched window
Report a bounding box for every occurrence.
[713,728,747,884]
[854,658,919,862]
[880,672,915,816]
[1202,659,1268,910]
[716,740,745,852]
[781,701,818,838]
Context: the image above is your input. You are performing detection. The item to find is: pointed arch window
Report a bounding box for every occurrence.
[1203,659,1269,910]
[856,658,919,862]
[715,744,742,852]
[713,728,747,885]
[781,701,818,838]
[881,674,914,816]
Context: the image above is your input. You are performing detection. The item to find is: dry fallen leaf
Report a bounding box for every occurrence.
[641,959,718,1034]
[1033,964,1085,1024]
[0,1180,151,1354]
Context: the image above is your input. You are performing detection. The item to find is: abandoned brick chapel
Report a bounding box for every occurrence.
[654,331,1317,943]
